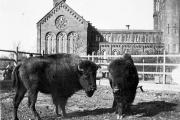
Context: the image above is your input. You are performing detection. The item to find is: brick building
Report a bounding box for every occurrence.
[37,0,180,55]
[37,0,100,55]
[98,30,163,55]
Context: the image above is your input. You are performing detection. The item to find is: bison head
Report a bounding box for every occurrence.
[78,60,99,97]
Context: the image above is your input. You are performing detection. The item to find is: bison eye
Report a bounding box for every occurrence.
[83,72,89,76]
[86,73,91,77]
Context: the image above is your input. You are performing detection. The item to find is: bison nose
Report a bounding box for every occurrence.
[113,87,119,94]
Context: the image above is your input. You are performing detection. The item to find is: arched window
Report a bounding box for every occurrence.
[52,36,56,54]
[57,32,67,53]
[101,49,106,55]
[45,32,56,54]
[67,32,80,53]
[112,49,118,55]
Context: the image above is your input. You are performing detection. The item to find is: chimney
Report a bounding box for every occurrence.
[53,0,66,7]
[126,25,130,30]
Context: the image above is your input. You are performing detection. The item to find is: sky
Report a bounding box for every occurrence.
[0,0,153,53]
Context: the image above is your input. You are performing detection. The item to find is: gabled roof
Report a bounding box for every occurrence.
[37,1,88,26]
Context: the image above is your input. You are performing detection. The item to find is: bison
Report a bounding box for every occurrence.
[108,54,139,119]
[12,53,99,120]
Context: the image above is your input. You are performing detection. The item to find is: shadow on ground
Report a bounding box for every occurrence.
[67,107,114,118]
[42,108,114,120]
[131,101,177,117]
[42,101,177,119]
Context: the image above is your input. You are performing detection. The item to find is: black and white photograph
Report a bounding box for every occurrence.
[1,0,180,119]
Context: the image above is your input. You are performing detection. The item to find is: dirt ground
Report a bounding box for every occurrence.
[1,86,180,120]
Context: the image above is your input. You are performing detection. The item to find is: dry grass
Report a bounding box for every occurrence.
[1,86,180,120]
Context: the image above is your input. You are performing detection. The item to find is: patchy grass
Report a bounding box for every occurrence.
[1,86,180,120]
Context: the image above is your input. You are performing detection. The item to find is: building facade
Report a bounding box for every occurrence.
[98,30,163,55]
[37,0,100,55]
[37,0,180,55]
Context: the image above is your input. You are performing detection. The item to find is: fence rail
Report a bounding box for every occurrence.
[0,47,42,64]
[1,48,180,84]
[0,47,42,81]
[81,52,180,84]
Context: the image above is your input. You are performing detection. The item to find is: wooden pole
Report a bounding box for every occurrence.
[143,58,144,81]
[163,50,166,84]
[16,47,19,63]
[92,52,95,62]
[43,50,45,56]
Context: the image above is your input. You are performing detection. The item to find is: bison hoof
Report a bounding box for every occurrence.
[57,114,62,117]
[117,114,123,120]
[56,116,63,120]
[62,114,67,118]
[14,118,19,120]
[55,117,62,120]
[57,114,67,118]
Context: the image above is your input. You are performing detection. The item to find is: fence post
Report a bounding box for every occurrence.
[103,51,107,63]
[16,47,19,63]
[156,56,158,72]
[87,54,90,60]
[142,58,144,81]
[43,50,45,56]
[163,50,166,84]
[92,52,95,62]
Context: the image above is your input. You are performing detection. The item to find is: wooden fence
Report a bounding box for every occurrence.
[0,47,42,64]
[0,47,42,81]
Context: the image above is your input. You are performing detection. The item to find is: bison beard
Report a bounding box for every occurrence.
[108,54,139,119]
[12,53,99,120]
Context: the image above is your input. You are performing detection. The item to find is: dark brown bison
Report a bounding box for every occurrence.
[12,53,99,120]
[108,54,139,119]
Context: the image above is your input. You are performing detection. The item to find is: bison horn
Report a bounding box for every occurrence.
[78,65,84,72]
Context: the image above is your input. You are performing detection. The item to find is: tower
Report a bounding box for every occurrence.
[153,0,159,30]
[154,0,180,54]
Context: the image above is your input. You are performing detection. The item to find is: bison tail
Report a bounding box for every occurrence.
[12,63,21,88]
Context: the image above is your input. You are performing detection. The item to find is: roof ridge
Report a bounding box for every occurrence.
[37,1,64,24]
[65,3,87,24]
[37,1,87,26]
